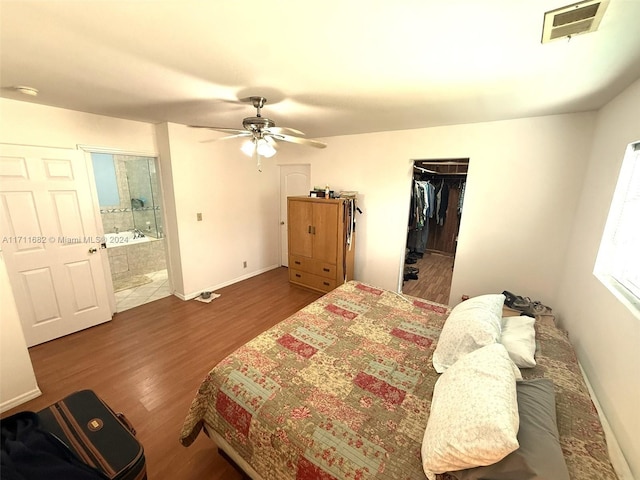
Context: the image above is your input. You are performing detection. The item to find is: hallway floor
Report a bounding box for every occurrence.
[114,269,171,312]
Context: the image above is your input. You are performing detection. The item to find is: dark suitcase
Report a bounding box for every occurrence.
[37,390,146,480]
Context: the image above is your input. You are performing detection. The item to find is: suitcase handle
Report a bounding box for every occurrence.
[98,395,137,437]
[116,412,136,436]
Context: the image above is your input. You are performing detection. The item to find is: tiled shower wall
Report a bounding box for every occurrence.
[108,238,167,283]
[100,155,163,237]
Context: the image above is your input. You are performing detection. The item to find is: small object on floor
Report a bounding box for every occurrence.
[403,267,419,281]
[194,292,221,303]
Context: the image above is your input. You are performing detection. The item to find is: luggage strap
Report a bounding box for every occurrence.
[49,400,118,478]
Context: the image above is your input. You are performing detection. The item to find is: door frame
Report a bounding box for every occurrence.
[401,158,469,302]
[78,145,170,311]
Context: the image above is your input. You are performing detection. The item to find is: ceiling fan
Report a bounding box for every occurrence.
[190,96,326,170]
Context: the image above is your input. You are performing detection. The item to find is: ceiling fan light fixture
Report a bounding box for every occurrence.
[256,138,276,158]
[190,95,327,157]
[241,139,256,157]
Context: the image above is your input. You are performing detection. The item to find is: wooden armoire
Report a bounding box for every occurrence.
[287,196,355,293]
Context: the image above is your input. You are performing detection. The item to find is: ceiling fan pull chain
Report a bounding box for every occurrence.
[255,149,262,172]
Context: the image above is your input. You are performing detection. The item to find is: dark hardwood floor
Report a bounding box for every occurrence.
[3,267,322,479]
[401,251,454,304]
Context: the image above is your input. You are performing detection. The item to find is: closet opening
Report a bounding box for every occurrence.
[402,158,469,304]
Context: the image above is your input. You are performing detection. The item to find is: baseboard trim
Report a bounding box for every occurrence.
[0,387,42,414]
[175,265,281,301]
[579,363,634,480]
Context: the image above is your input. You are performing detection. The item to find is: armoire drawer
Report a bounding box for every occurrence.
[289,255,336,279]
[289,269,337,293]
[289,255,311,272]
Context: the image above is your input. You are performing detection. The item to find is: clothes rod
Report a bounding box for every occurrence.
[413,166,438,174]
[413,161,469,166]
[413,166,467,175]
[420,172,468,176]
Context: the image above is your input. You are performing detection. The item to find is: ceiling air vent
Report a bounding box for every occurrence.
[542,0,609,43]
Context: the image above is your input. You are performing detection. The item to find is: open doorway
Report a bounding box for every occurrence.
[402,159,469,304]
[90,152,170,312]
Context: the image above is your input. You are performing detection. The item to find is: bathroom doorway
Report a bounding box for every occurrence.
[402,159,469,304]
[90,152,170,312]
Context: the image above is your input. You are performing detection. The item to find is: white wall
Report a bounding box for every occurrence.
[556,78,640,478]
[155,123,281,298]
[277,112,596,307]
[0,98,156,152]
[0,251,41,412]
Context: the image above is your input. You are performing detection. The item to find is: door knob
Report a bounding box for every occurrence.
[88,247,97,254]
[280,221,285,225]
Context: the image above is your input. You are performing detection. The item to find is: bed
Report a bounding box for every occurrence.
[180,281,618,479]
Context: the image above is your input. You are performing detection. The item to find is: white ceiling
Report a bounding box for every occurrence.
[2,0,640,139]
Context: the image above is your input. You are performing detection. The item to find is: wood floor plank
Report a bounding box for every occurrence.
[3,267,322,479]
[401,251,454,304]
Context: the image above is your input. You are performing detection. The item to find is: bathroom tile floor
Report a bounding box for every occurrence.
[114,269,171,312]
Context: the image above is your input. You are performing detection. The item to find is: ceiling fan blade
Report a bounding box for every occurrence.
[267,126,306,136]
[270,133,327,148]
[265,136,279,149]
[199,132,252,144]
[188,125,247,135]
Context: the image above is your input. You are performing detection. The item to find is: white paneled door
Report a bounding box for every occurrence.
[0,145,112,347]
[280,165,310,266]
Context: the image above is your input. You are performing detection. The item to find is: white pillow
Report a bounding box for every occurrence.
[500,316,536,368]
[422,343,520,479]
[432,294,505,373]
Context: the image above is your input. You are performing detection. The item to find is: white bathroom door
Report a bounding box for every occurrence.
[0,144,112,347]
[280,165,310,266]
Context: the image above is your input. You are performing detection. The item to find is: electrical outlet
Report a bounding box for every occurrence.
[197,212,202,221]
[243,261,247,268]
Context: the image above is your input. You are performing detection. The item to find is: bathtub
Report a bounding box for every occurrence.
[103,231,154,248]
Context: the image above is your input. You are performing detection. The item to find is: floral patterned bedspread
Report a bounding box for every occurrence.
[180,281,618,480]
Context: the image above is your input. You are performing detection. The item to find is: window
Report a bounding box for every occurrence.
[91,152,120,207]
[594,141,640,315]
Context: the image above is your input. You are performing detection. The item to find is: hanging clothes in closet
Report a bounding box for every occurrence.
[407,179,435,255]
[427,178,465,254]
[435,179,450,226]
[407,173,467,257]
